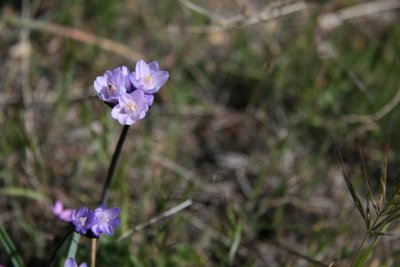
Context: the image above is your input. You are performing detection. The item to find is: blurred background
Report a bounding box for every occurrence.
[1,0,400,266]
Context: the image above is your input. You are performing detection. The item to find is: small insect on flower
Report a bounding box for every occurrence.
[64,257,87,267]
[94,60,168,124]
[94,66,133,107]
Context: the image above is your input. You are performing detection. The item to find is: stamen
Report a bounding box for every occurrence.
[80,217,87,225]
[125,103,136,111]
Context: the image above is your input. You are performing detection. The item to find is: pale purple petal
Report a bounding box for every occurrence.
[59,209,73,222]
[135,60,150,78]
[152,71,169,90]
[64,258,78,267]
[93,66,132,106]
[130,59,169,95]
[105,207,121,219]
[111,91,149,125]
[148,61,159,71]
[91,205,121,236]
[72,207,95,234]
[52,200,73,222]
[94,76,107,93]
[52,200,63,215]
[145,95,154,107]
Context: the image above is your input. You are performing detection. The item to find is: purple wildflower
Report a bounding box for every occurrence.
[111,90,150,125]
[71,207,95,235]
[91,205,121,236]
[64,257,87,267]
[130,60,169,95]
[94,66,133,107]
[52,200,73,222]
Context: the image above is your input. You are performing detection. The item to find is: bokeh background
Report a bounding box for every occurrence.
[1,0,400,266]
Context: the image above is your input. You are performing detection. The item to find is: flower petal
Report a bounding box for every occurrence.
[64,258,78,267]
[135,60,150,78]
[148,61,159,71]
[152,71,169,90]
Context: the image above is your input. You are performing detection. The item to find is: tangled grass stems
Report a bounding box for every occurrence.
[338,149,400,266]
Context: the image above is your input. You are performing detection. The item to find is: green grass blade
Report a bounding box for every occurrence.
[0,188,50,203]
[67,232,80,258]
[360,148,377,212]
[0,225,25,267]
[336,151,366,222]
[228,223,242,265]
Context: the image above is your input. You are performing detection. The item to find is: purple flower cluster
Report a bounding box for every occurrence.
[52,201,121,238]
[71,205,121,238]
[94,59,169,125]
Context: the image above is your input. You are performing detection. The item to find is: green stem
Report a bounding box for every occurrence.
[48,229,74,267]
[351,233,368,266]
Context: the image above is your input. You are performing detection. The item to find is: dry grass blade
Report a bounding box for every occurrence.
[117,199,193,241]
[378,147,388,210]
[343,87,400,124]
[172,1,310,33]
[3,16,143,62]
[318,0,400,31]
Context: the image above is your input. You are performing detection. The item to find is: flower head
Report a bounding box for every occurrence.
[91,205,121,236]
[130,60,169,94]
[71,207,95,235]
[94,66,133,107]
[111,90,150,125]
[64,257,87,267]
[52,200,73,222]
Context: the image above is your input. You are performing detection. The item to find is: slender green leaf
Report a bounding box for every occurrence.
[0,225,25,267]
[67,232,80,258]
[360,149,377,212]
[344,174,366,222]
[365,197,371,229]
[0,188,50,203]
[336,152,366,222]
[228,223,242,265]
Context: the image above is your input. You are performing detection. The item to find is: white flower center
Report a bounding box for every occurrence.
[144,74,152,87]
[124,102,136,112]
[79,217,87,226]
[98,213,110,223]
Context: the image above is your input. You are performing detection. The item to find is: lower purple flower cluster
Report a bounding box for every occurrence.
[71,205,120,238]
[52,201,120,238]
[94,59,169,125]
